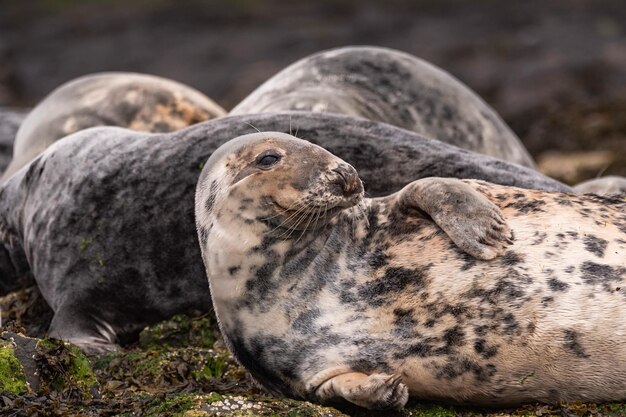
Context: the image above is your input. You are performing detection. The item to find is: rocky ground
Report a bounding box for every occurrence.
[2,288,626,417]
[1,0,626,416]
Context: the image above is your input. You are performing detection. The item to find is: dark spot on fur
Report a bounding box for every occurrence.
[474,325,488,336]
[502,313,519,335]
[531,231,547,245]
[548,278,569,292]
[392,308,419,339]
[441,326,465,349]
[580,261,625,291]
[436,357,495,382]
[583,235,608,258]
[563,330,590,358]
[198,225,211,246]
[474,339,498,359]
[458,252,476,271]
[502,251,524,266]
[205,180,218,212]
[228,266,241,275]
[368,249,390,269]
[244,259,280,305]
[358,266,427,306]
[505,198,546,214]
[292,308,320,332]
[394,342,433,359]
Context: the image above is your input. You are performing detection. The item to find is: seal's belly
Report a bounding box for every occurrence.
[333,194,626,404]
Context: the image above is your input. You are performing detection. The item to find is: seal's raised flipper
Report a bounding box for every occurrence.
[398,177,513,260]
[314,372,409,410]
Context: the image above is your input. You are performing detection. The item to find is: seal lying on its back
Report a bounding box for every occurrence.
[1,72,226,182]
[232,46,534,167]
[0,112,569,353]
[196,132,626,409]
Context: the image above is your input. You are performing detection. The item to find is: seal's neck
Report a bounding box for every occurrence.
[205,198,367,305]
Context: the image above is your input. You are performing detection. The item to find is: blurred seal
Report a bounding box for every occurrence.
[232,46,534,167]
[1,72,226,182]
[574,176,626,196]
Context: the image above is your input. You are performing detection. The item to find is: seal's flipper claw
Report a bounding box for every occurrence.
[315,372,409,410]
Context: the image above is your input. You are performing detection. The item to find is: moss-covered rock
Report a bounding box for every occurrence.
[0,338,28,395]
[34,337,100,400]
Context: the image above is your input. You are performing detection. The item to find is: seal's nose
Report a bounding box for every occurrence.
[332,164,363,197]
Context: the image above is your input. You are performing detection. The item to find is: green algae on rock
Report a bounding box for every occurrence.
[34,338,100,400]
[0,338,29,395]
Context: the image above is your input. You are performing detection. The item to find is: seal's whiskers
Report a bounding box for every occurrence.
[270,202,311,236]
[244,121,261,133]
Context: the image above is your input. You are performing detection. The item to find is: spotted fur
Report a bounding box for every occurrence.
[197,133,626,409]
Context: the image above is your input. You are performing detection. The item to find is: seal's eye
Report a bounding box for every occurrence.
[256,152,281,169]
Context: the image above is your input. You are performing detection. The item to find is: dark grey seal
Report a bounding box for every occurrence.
[1,72,226,183]
[232,46,534,167]
[0,112,569,353]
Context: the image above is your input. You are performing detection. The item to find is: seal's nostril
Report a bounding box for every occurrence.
[332,165,362,197]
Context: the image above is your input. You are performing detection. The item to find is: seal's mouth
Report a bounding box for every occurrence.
[269,195,359,233]
[272,200,344,219]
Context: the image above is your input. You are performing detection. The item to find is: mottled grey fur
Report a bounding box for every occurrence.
[197,133,626,409]
[232,46,534,167]
[0,112,568,352]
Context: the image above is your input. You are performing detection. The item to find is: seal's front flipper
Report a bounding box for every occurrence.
[48,306,121,355]
[398,177,513,260]
[314,372,409,410]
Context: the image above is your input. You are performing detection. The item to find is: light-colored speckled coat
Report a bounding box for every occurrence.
[197,132,626,410]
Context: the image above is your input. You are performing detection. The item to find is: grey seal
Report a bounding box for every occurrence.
[0,112,569,352]
[232,46,534,167]
[1,72,226,182]
[196,132,626,409]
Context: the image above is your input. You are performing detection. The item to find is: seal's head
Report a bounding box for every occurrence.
[196,132,364,234]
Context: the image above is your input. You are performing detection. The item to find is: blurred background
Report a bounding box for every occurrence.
[1,0,625,183]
